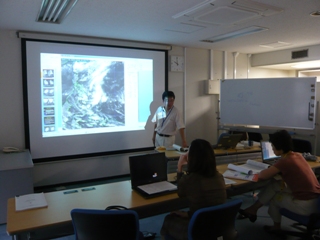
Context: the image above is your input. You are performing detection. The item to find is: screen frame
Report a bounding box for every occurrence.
[21,38,169,163]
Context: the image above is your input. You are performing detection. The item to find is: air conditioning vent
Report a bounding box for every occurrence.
[292,49,308,59]
[172,0,283,26]
[36,0,78,24]
[201,39,214,43]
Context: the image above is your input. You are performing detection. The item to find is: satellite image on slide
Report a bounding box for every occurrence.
[61,59,124,130]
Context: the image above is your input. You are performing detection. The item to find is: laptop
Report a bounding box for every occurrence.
[129,152,177,198]
[260,141,280,165]
[213,134,243,149]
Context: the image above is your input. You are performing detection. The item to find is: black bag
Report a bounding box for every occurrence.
[104,205,155,239]
[105,205,128,210]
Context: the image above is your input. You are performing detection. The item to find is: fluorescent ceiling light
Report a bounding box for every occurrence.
[259,41,291,49]
[172,0,216,19]
[291,60,320,69]
[310,11,320,17]
[37,0,78,24]
[203,26,268,43]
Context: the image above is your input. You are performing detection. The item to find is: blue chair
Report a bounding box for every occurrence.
[188,199,243,240]
[279,196,320,239]
[70,208,143,240]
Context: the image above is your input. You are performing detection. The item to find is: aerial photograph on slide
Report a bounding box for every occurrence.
[61,59,125,130]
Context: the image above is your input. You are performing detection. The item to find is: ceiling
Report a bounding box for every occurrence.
[1,0,320,69]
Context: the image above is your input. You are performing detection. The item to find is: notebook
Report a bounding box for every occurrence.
[129,152,177,198]
[213,134,243,149]
[260,141,280,165]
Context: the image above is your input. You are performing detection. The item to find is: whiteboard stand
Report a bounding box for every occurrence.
[313,100,319,155]
[216,99,221,142]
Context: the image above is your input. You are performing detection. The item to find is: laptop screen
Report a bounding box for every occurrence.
[261,141,280,162]
[129,152,167,188]
[216,134,243,149]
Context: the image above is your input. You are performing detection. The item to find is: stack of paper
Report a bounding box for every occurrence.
[227,160,269,175]
[15,192,48,211]
[224,178,237,185]
[223,159,269,182]
[223,170,259,182]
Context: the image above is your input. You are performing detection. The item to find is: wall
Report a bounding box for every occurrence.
[184,48,216,144]
[0,31,25,148]
[251,44,320,67]
[250,66,296,78]
[0,30,295,187]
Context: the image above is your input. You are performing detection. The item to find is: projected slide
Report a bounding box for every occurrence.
[41,53,153,138]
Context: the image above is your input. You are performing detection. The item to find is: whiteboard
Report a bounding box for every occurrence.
[220,77,317,130]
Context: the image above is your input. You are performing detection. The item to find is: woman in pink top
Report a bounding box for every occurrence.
[238,130,320,232]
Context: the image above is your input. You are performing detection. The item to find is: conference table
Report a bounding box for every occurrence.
[7,173,253,240]
[7,180,188,240]
[162,145,262,159]
[6,147,320,240]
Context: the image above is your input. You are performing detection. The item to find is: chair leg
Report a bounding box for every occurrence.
[313,235,320,240]
[312,230,320,240]
[277,229,315,240]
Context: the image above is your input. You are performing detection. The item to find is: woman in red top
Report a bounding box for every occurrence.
[238,130,320,232]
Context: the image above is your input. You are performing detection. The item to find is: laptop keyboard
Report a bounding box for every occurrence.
[138,181,177,194]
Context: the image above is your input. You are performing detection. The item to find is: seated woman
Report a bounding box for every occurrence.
[238,130,320,232]
[160,139,227,240]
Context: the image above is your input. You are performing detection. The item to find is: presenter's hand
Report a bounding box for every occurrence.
[181,140,188,148]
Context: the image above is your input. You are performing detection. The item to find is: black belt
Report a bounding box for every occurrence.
[157,132,171,137]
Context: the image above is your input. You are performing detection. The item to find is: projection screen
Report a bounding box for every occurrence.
[21,38,168,162]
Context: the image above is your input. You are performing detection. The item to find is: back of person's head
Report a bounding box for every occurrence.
[162,91,175,101]
[187,139,217,177]
[269,130,293,153]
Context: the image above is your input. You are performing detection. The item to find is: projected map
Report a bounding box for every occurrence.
[61,59,124,130]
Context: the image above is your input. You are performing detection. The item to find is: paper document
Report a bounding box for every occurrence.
[223,170,259,182]
[15,192,48,211]
[228,160,269,175]
[224,178,236,185]
[138,181,177,194]
[172,144,188,152]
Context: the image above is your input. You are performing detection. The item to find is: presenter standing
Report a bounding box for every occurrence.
[152,91,187,148]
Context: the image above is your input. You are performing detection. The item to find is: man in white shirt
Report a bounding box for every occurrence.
[152,91,187,148]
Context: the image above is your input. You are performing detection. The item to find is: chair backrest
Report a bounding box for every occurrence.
[188,199,242,240]
[247,132,263,142]
[229,131,247,141]
[217,132,230,144]
[71,208,141,240]
[292,138,312,153]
